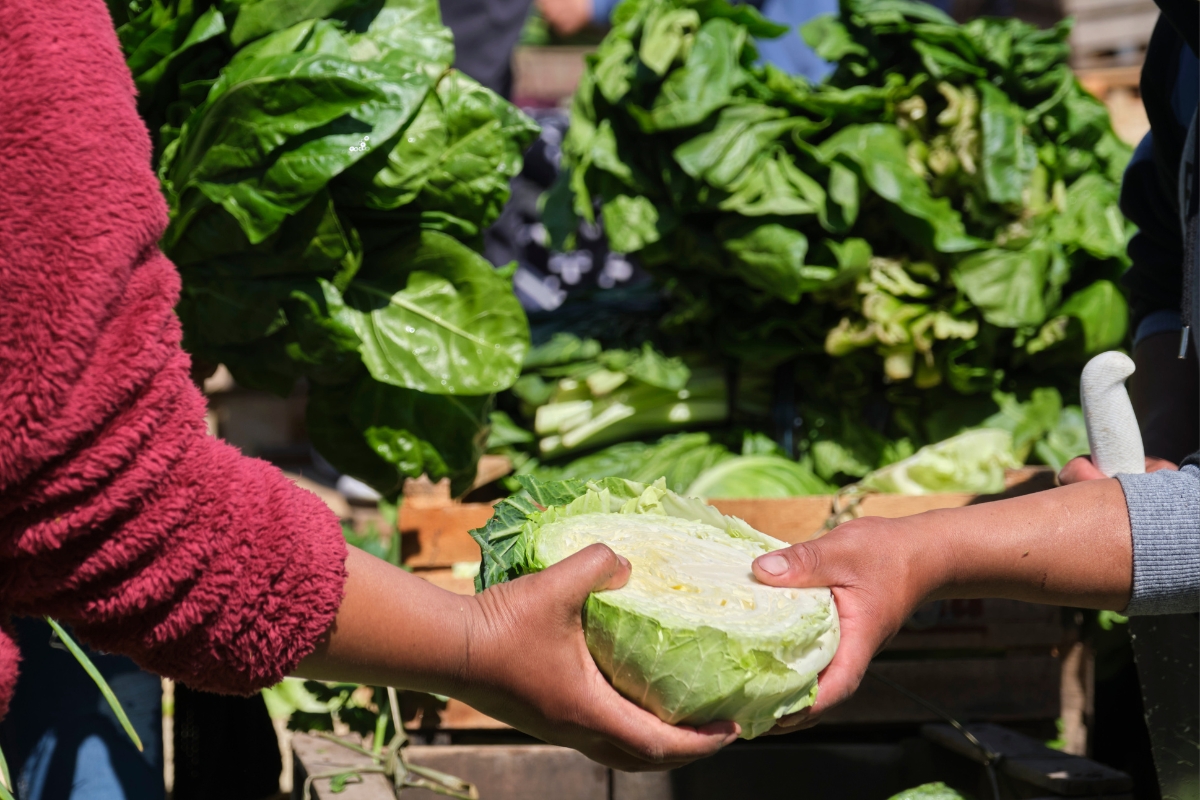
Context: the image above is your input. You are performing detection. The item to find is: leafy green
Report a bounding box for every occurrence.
[859,428,1021,494]
[555,0,1132,472]
[470,477,839,738]
[117,0,537,497]
[508,335,727,458]
[529,431,833,498]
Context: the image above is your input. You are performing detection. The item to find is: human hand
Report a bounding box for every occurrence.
[748,518,939,734]
[537,0,593,36]
[462,543,739,770]
[1058,454,1177,484]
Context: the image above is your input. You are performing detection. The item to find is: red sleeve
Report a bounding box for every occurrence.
[0,0,347,699]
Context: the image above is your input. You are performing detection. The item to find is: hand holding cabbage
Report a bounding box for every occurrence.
[750,477,1135,733]
[298,546,738,771]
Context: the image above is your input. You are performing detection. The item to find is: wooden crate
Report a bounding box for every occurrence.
[293,727,1132,800]
[397,468,1085,737]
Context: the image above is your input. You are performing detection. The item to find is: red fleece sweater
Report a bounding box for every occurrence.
[0,0,348,718]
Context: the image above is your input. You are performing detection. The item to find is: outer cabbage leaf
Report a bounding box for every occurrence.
[328,231,529,395]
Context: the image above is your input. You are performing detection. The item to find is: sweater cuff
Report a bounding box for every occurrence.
[1117,465,1200,615]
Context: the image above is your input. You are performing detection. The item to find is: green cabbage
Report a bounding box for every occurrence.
[471,476,839,739]
[859,428,1021,495]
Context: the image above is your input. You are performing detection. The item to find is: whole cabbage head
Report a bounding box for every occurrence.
[470,476,840,739]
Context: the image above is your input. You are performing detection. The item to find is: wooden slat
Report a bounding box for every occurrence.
[708,496,832,542]
[399,504,492,568]
[292,733,394,799]
[890,599,1063,650]
[402,745,608,800]
[822,657,1061,725]
[407,655,1062,731]
[922,722,1133,795]
[1077,64,1143,95]
[1069,9,1158,51]
[1061,0,1157,16]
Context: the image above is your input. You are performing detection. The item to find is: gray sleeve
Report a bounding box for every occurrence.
[1116,464,1200,615]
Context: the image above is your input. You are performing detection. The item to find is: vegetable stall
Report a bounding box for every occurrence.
[111,0,1145,796]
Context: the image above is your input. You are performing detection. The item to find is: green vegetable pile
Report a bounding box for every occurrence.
[549,0,1129,481]
[471,476,839,738]
[531,431,834,498]
[510,332,727,458]
[114,0,539,495]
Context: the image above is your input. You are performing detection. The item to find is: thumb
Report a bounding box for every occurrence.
[542,543,632,604]
[752,541,831,587]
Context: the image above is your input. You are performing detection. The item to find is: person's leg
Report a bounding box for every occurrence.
[21,719,163,800]
[0,618,163,800]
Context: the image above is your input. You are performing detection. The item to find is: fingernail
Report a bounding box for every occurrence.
[617,555,631,570]
[757,554,788,576]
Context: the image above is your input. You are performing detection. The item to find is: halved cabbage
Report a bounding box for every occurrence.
[471,476,839,739]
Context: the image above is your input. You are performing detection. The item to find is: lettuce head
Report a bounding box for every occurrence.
[470,476,840,739]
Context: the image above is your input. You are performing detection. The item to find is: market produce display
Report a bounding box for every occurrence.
[114,0,538,496]
[471,476,840,738]
[544,0,1129,484]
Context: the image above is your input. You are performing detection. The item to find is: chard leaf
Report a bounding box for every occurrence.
[978,80,1034,205]
[952,243,1055,328]
[308,377,490,498]
[800,14,868,61]
[602,194,675,253]
[817,124,984,253]
[638,18,748,131]
[330,231,529,395]
[1053,280,1128,355]
[672,104,793,188]
[1050,173,1128,259]
[638,6,700,75]
[718,221,816,303]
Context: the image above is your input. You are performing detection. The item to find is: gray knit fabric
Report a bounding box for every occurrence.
[1117,464,1200,615]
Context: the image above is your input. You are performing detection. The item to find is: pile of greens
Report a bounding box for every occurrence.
[115,0,539,495]
[529,430,834,498]
[549,0,1128,478]
[508,333,728,458]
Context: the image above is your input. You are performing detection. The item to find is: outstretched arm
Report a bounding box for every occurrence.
[298,545,737,770]
[749,477,1135,730]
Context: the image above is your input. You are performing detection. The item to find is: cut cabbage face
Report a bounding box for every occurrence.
[471,476,840,739]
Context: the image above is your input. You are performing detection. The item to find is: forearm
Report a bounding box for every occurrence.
[295,547,474,696]
[907,478,1133,610]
